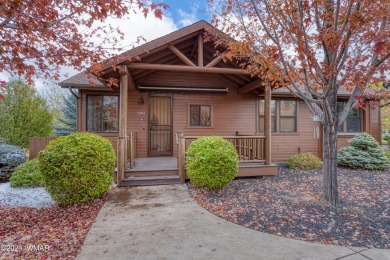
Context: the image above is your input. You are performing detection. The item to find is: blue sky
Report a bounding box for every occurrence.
[163,0,211,27]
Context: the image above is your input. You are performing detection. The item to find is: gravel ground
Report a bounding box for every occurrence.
[188,166,390,249]
[0,182,54,208]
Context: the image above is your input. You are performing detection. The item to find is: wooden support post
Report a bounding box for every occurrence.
[198,33,203,67]
[264,82,272,165]
[177,134,186,184]
[117,65,129,187]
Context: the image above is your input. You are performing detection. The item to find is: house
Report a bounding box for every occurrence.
[59,20,382,186]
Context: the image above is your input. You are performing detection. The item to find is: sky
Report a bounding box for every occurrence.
[0,0,213,89]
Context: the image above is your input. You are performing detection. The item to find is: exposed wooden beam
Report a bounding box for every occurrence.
[119,65,137,91]
[198,33,203,67]
[168,44,196,67]
[237,78,263,94]
[128,72,137,91]
[189,34,199,60]
[127,63,250,75]
[205,56,223,68]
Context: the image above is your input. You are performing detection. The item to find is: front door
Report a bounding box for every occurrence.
[148,95,173,156]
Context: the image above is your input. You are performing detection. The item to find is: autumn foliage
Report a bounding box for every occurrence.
[0,0,167,87]
[210,0,389,205]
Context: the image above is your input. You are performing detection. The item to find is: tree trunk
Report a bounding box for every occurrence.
[322,123,339,206]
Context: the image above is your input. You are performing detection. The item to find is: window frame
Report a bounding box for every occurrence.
[258,99,298,134]
[86,94,120,133]
[337,101,363,133]
[188,104,212,127]
[279,100,298,133]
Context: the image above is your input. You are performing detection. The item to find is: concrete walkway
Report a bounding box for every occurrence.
[77,185,390,260]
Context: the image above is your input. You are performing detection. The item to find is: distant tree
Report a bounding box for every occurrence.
[0,79,53,148]
[38,83,67,124]
[382,107,390,131]
[53,93,77,136]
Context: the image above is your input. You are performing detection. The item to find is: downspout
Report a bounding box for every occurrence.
[68,87,80,132]
[68,87,79,98]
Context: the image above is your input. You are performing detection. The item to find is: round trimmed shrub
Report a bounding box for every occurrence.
[186,136,238,190]
[0,144,27,181]
[10,159,44,187]
[38,132,115,204]
[287,153,322,170]
[338,133,390,170]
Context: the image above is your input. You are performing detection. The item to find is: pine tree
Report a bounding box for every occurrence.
[53,93,77,136]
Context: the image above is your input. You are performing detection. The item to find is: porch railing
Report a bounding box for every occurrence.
[126,132,137,169]
[176,132,266,183]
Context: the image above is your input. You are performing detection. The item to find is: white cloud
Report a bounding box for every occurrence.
[1,13,178,86]
[177,8,198,27]
[107,13,178,49]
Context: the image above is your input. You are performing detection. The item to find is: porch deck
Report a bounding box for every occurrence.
[119,156,278,186]
[129,157,177,171]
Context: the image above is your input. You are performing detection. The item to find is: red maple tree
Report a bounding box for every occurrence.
[210,0,390,205]
[0,0,167,90]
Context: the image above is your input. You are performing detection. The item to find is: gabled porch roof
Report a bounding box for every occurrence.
[59,20,265,95]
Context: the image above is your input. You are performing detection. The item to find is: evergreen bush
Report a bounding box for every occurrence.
[10,159,44,187]
[287,153,322,170]
[338,133,390,170]
[38,132,115,204]
[186,136,238,190]
[0,144,27,181]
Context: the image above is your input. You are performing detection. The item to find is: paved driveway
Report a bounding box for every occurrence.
[77,185,389,260]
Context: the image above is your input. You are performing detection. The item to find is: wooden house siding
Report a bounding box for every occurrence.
[336,103,382,149]
[171,89,257,156]
[271,100,320,161]
[78,89,382,162]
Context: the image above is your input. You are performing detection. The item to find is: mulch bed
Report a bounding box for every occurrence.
[0,191,113,259]
[188,166,390,249]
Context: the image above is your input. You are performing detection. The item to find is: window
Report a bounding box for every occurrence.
[258,100,276,132]
[190,105,211,126]
[259,100,297,133]
[337,102,362,132]
[280,100,297,132]
[87,95,119,132]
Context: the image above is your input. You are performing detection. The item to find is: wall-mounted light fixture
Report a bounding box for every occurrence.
[138,96,144,104]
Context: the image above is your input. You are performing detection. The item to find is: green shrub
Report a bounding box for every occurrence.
[38,132,115,204]
[385,151,390,161]
[383,135,390,146]
[186,136,238,190]
[338,133,390,170]
[10,159,44,187]
[287,153,322,170]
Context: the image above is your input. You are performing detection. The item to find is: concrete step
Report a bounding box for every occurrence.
[121,175,181,187]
